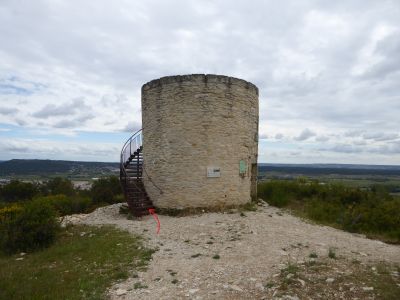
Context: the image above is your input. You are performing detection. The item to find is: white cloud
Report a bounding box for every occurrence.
[0,138,120,162]
[0,0,399,163]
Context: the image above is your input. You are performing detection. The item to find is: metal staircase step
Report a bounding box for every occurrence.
[120,133,154,217]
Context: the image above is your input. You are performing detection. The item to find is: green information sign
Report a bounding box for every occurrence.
[239,160,247,174]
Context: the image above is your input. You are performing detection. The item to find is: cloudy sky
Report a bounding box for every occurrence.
[0,0,399,164]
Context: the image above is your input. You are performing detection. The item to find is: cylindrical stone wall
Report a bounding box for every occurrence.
[141,74,259,209]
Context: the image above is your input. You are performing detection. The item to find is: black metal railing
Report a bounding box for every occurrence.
[120,128,142,179]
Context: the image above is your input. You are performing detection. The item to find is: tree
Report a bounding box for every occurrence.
[91,176,122,204]
[0,180,39,202]
[44,177,75,196]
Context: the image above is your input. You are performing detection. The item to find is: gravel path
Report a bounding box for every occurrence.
[64,203,400,299]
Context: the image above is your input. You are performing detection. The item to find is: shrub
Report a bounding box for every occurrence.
[328,247,337,259]
[258,179,400,243]
[0,199,60,254]
[305,198,343,224]
[0,180,39,202]
[43,177,75,196]
[91,176,122,204]
[258,180,293,207]
[38,195,92,216]
[0,204,23,224]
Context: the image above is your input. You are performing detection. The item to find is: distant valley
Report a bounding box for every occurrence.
[1,159,400,181]
[258,163,400,176]
[0,159,119,179]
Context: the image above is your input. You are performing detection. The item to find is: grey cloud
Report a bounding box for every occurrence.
[32,98,88,119]
[101,94,130,107]
[353,140,367,146]
[53,120,79,128]
[316,135,330,142]
[275,133,284,139]
[362,132,399,142]
[0,138,120,161]
[53,114,95,128]
[120,121,141,133]
[0,76,45,95]
[3,144,29,153]
[344,130,364,137]
[322,144,363,154]
[76,114,95,123]
[322,141,400,155]
[295,128,316,141]
[372,142,400,154]
[290,151,302,156]
[363,32,400,79]
[15,118,27,126]
[0,107,18,115]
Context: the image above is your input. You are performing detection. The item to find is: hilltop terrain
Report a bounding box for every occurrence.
[65,203,400,300]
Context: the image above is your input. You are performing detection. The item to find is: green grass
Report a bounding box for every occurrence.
[133,282,148,289]
[367,264,400,300]
[281,262,299,276]
[328,247,337,259]
[0,225,154,300]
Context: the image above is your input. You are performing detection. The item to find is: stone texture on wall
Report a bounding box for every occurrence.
[141,74,259,209]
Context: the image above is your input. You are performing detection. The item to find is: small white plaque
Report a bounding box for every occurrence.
[207,167,221,178]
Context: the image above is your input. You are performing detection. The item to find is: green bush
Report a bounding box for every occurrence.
[42,177,75,196]
[0,199,60,254]
[305,198,343,224]
[38,195,92,216]
[91,176,123,204]
[0,180,39,203]
[258,179,400,243]
[257,180,295,207]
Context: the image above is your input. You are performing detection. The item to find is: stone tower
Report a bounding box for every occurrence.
[141,74,259,209]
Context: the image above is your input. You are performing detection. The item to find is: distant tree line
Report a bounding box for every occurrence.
[0,159,118,176]
[258,165,400,176]
[0,176,122,211]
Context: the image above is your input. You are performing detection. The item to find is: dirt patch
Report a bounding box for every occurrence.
[64,203,400,299]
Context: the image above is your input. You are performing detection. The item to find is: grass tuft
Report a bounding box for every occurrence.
[328,247,337,259]
[0,225,154,300]
[133,282,147,289]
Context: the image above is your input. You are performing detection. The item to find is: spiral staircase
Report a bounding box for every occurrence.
[120,129,154,217]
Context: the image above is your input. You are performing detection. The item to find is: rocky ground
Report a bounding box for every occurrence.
[63,203,400,300]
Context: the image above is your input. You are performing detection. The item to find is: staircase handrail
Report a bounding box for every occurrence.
[120,128,142,178]
[120,127,163,198]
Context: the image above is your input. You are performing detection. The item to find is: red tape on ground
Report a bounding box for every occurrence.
[148,208,160,234]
